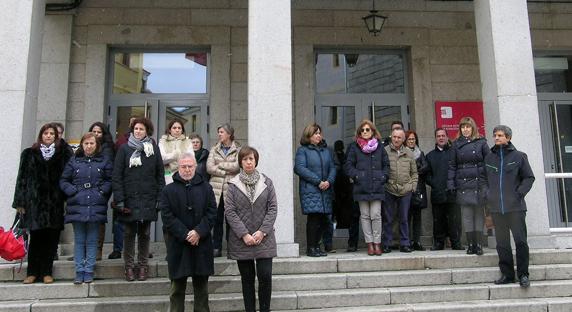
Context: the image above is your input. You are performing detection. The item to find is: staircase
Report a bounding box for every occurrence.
[1,248,572,311]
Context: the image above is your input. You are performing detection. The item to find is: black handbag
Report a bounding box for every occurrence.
[411,191,424,208]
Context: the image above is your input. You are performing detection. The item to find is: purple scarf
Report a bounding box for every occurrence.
[356,137,379,154]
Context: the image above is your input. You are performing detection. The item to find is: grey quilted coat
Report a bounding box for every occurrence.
[224,174,277,260]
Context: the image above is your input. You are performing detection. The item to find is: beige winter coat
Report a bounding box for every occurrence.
[159,134,194,174]
[207,141,241,205]
[384,144,418,196]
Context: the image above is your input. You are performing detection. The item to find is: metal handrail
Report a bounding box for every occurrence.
[545,173,572,179]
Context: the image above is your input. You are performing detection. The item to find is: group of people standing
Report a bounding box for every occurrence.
[295,117,535,287]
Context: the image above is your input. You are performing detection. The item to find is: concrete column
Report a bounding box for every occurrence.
[474,0,555,247]
[37,14,73,136]
[248,0,298,256]
[0,0,45,228]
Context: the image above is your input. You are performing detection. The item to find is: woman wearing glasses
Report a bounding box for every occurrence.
[344,119,390,256]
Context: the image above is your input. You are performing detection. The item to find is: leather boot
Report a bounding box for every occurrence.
[466,232,475,255]
[374,243,382,256]
[138,265,148,281]
[474,231,484,256]
[367,243,375,256]
[125,267,135,282]
[307,248,320,257]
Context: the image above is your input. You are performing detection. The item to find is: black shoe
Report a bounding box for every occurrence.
[399,246,413,253]
[382,246,392,253]
[148,252,153,259]
[466,244,475,255]
[411,241,426,251]
[108,251,121,259]
[451,242,465,250]
[474,244,484,256]
[346,245,358,252]
[213,249,222,257]
[317,248,327,256]
[519,275,530,288]
[306,248,321,257]
[67,256,74,261]
[494,275,515,285]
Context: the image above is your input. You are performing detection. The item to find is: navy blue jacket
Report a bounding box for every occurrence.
[426,144,455,204]
[60,153,113,223]
[294,142,336,215]
[344,141,389,202]
[160,172,217,279]
[484,142,535,214]
[448,136,490,206]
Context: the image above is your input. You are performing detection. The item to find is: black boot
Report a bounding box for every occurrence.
[466,232,475,255]
[306,247,321,257]
[474,231,484,256]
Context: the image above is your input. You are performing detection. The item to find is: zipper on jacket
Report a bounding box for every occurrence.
[499,146,505,215]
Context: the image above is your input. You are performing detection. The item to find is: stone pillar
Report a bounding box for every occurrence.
[0,0,45,228]
[474,0,555,247]
[248,0,298,256]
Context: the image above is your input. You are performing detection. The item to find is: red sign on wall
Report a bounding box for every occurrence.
[435,101,485,138]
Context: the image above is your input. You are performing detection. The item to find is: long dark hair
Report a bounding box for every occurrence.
[32,123,61,150]
[89,122,114,146]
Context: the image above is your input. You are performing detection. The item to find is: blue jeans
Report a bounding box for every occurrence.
[112,219,124,252]
[73,222,100,274]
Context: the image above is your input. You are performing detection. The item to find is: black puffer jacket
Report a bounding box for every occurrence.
[447,136,490,206]
[344,141,390,202]
[195,148,210,182]
[112,142,165,222]
[409,148,429,209]
[484,142,535,214]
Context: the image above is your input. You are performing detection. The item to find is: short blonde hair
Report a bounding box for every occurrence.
[456,116,480,140]
[300,123,322,145]
[355,119,381,140]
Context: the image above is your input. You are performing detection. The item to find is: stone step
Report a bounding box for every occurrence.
[2,248,571,282]
[274,297,572,312]
[2,281,572,311]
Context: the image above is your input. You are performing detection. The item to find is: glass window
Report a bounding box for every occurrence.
[534,56,572,93]
[316,53,405,94]
[112,52,208,94]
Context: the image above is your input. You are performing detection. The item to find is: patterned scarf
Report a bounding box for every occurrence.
[408,145,422,159]
[239,169,260,203]
[356,137,379,154]
[40,143,55,160]
[127,133,154,168]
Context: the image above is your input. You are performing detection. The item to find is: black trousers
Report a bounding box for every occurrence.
[27,228,61,277]
[432,202,461,244]
[348,202,361,247]
[408,207,422,243]
[237,258,273,312]
[306,213,329,249]
[492,211,529,279]
[212,194,226,250]
[169,275,210,312]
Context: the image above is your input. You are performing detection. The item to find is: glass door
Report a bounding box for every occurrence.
[539,99,572,228]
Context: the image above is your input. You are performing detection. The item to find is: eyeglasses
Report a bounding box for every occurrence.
[361,128,372,133]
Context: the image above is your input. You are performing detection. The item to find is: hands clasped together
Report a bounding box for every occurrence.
[242,231,265,246]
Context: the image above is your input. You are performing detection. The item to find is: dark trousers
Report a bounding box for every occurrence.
[348,202,361,247]
[383,192,412,247]
[492,211,530,279]
[123,221,151,269]
[408,207,422,243]
[237,258,273,312]
[27,228,61,277]
[212,195,225,250]
[322,214,334,248]
[432,202,461,244]
[306,213,329,249]
[169,275,210,312]
[112,217,124,252]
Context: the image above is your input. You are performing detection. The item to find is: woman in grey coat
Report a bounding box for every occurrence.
[225,146,277,312]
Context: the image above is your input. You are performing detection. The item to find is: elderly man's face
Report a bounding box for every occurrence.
[391,129,405,148]
[178,158,197,181]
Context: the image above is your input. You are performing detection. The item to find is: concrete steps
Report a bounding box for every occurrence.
[1,249,572,311]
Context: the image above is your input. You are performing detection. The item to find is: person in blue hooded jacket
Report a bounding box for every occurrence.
[60,132,113,284]
[294,123,336,257]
